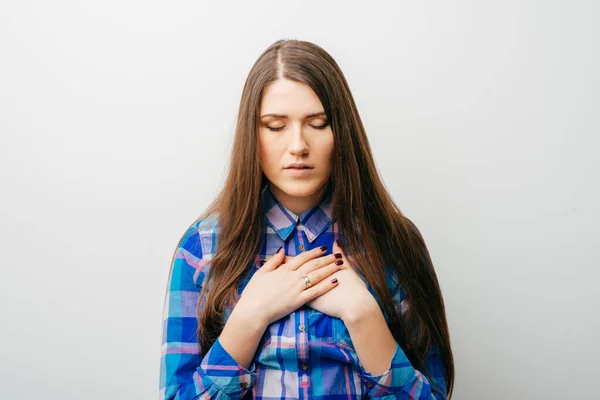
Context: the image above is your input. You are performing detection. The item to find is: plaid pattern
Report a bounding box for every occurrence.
[160,184,448,399]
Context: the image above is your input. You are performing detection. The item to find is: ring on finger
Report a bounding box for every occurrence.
[303,275,311,289]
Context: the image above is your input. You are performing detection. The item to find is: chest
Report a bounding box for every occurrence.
[220,266,366,368]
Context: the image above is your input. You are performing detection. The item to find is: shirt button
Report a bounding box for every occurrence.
[366,382,374,388]
[298,244,305,251]
[299,324,305,332]
[301,363,308,371]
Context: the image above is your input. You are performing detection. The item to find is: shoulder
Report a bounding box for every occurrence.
[180,214,220,250]
[174,214,221,287]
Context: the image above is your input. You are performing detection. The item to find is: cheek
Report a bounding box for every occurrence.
[258,141,265,163]
[258,133,267,161]
[320,133,335,166]
[258,137,277,170]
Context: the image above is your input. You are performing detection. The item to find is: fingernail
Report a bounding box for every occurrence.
[335,259,344,266]
[320,245,327,251]
[331,278,338,284]
[334,253,342,259]
[277,246,283,254]
[260,260,266,266]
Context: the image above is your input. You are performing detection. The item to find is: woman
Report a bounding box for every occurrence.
[159,39,454,399]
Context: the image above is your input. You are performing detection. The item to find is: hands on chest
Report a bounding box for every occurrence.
[303,240,376,321]
[234,240,377,328]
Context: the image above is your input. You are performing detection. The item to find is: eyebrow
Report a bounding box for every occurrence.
[260,111,326,119]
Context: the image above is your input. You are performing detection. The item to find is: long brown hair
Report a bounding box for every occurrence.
[170,39,454,398]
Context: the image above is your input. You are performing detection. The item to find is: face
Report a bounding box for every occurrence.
[258,78,334,214]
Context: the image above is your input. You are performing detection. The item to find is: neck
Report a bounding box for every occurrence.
[268,182,328,216]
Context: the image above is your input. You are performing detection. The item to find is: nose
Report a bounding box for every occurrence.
[288,122,309,156]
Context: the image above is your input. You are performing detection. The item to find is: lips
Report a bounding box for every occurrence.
[285,163,313,169]
[284,165,314,178]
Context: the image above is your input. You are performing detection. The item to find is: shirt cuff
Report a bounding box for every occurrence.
[357,341,414,397]
[199,336,257,397]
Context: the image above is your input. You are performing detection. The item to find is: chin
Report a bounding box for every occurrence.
[272,179,326,198]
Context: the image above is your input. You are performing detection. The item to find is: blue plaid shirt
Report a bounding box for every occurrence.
[160,185,447,399]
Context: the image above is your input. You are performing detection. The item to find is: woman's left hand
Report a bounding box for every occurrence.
[305,240,378,321]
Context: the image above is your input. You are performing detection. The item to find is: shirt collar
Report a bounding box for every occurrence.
[261,183,333,243]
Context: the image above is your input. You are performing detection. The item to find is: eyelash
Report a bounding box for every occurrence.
[266,122,329,132]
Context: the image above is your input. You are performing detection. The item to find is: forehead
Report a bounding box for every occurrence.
[260,79,323,115]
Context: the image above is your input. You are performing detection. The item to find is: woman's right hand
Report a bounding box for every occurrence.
[233,246,344,326]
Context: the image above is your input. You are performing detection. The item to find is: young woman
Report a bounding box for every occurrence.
[159,39,454,399]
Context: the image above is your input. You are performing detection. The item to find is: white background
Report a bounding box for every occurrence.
[1,1,598,399]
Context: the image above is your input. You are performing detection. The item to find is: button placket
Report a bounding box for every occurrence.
[296,309,311,379]
[297,222,307,252]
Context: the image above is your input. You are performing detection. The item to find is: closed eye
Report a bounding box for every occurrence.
[312,122,329,130]
[266,122,329,132]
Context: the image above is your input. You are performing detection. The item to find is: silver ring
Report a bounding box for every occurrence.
[303,275,311,289]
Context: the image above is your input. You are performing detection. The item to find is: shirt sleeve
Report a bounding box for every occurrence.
[357,220,448,399]
[159,225,258,399]
[357,341,447,399]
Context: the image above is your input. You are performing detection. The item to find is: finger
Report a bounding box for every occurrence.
[296,252,342,276]
[334,240,363,278]
[299,274,339,303]
[333,239,343,255]
[284,245,328,271]
[298,260,343,291]
[333,240,350,266]
[260,246,285,272]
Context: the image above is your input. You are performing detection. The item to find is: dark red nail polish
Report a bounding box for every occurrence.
[277,246,283,254]
[320,245,327,251]
[335,259,344,266]
[331,278,338,284]
[334,253,342,259]
[260,260,266,266]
